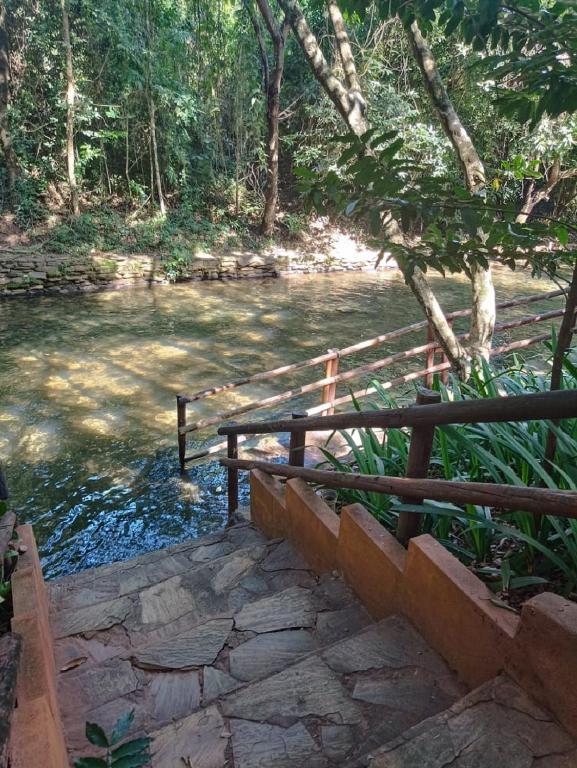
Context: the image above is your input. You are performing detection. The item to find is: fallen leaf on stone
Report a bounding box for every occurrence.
[488,597,519,614]
[60,656,88,672]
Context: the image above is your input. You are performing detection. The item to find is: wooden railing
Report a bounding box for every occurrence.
[176,288,567,467]
[218,388,577,543]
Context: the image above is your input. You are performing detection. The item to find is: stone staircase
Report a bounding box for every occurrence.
[47,521,577,767]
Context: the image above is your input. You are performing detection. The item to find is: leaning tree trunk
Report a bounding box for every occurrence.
[406,267,472,379]
[326,0,366,135]
[405,20,496,375]
[61,0,79,216]
[545,257,577,465]
[278,0,367,136]
[0,3,17,195]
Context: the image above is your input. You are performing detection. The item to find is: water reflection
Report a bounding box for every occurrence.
[0,268,559,578]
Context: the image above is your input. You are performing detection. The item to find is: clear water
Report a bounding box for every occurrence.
[0,268,559,578]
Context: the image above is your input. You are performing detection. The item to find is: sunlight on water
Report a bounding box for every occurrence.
[0,268,559,578]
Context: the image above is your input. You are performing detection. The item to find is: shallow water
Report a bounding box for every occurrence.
[0,268,559,578]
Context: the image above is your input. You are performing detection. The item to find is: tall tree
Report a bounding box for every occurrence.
[60,0,79,216]
[277,0,367,136]
[283,1,496,377]
[144,0,165,215]
[0,2,17,194]
[405,20,495,371]
[248,0,290,236]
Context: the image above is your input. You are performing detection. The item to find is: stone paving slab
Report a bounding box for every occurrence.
[365,675,577,768]
[51,525,378,764]
[220,615,465,765]
[229,628,318,681]
[49,522,577,767]
[132,618,234,670]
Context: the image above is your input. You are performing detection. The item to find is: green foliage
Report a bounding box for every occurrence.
[320,351,577,595]
[12,176,46,230]
[300,127,576,279]
[74,710,150,768]
[345,1,577,126]
[4,0,577,245]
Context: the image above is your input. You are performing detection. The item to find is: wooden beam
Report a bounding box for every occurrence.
[218,388,577,436]
[219,458,577,519]
[288,413,307,467]
[182,312,567,436]
[396,388,441,544]
[227,433,238,522]
[177,289,564,404]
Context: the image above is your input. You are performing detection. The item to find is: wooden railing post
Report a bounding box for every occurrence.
[227,432,238,523]
[396,387,442,546]
[0,463,7,503]
[321,349,339,415]
[425,325,435,388]
[176,395,187,469]
[288,413,307,467]
[441,320,452,385]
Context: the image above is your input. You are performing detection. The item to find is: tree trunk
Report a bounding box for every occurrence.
[0,3,17,195]
[469,261,496,361]
[278,0,367,136]
[405,20,496,375]
[0,633,21,767]
[326,1,366,134]
[61,0,79,216]
[144,0,164,216]
[545,257,577,465]
[407,21,485,192]
[252,0,289,236]
[247,2,269,93]
[147,91,165,215]
[406,267,472,379]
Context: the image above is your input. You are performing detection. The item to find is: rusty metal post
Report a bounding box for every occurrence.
[321,349,339,415]
[176,395,187,469]
[227,433,238,523]
[288,413,307,467]
[396,388,442,546]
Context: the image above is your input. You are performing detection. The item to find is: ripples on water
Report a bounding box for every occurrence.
[0,269,558,578]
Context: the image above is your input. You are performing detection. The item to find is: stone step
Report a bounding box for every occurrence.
[360,674,577,768]
[51,525,374,760]
[145,614,464,768]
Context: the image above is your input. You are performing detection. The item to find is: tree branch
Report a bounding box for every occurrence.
[406,20,486,193]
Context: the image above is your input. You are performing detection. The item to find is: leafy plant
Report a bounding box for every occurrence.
[74,710,150,768]
[319,350,577,596]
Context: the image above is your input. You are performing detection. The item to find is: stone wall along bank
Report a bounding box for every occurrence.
[0,241,395,298]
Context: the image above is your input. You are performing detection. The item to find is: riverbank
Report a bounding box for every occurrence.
[0,219,394,297]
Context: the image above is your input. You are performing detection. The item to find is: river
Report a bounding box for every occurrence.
[0,267,559,577]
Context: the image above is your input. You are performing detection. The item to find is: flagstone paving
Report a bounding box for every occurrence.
[48,521,577,767]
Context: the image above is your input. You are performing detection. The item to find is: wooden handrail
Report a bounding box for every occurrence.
[182,332,553,462]
[177,288,569,467]
[177,288,564,404]
[180,309,568,436]
[218,388,577,436]
[220,457,577,519]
